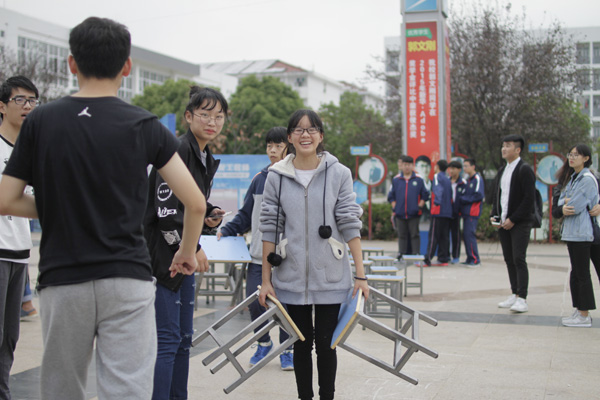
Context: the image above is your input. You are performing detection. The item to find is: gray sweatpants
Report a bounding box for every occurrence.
[0,261,27,400]
[39,278,157,400]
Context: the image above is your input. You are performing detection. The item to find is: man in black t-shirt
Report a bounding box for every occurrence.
[0,18,206,400]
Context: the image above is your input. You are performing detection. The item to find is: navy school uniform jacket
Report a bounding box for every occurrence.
[452,178,467,218]
[387,172,430,219]
[431,171,453,218]
[460,173,485,217]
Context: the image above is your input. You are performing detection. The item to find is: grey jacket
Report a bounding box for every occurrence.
[559,168,599,242]
[259,152,363,305]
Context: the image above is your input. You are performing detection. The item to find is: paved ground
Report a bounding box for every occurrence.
[10,234,600,399]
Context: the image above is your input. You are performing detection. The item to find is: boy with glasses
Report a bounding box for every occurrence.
[0,75,38,399]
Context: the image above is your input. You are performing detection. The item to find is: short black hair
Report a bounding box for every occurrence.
[0,76,39,103]
[265,127,287,144]
[400,155,414,164]
[437,159,448,171]
[448,160,462,169]
[69,17,131,79]
[464,158,476,167]
[287,109,324,154]
[502,134,525,151]
[186,86,228,116]
[415,155,431,165]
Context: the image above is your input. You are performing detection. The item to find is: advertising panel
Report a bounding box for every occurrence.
[405,21,440,164]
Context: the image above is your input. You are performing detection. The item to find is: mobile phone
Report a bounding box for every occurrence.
[491,215,501,226]
[208,211,232,219]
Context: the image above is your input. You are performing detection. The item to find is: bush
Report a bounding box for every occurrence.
[477,203,498,241]
[360,203,396,240]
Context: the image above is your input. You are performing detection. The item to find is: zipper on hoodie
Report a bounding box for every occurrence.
[304,185,310,304]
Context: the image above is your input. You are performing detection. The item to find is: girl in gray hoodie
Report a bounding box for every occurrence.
[259,109,369,400]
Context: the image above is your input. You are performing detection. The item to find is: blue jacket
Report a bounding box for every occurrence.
[220,166,269,264]
[387,172,430,219]
[459,173,485,217]
[559,169,599,242]
[452,178,467,218]
[431,171,453,218]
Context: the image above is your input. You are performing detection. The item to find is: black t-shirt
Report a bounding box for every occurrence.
[3,96,180,289]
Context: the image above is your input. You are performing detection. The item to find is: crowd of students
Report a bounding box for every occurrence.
[387,155,485,268]
[0,15,597,400]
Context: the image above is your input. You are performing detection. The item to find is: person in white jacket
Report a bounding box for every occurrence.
[259,109,369,400]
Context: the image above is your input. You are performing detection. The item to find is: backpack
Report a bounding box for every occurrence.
[532,188,543,229]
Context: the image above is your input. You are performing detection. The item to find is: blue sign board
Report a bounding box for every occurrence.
[213,154,270,190]
[350,145,371,156]
[353,180,368,205]
[159,113,176,135]
[405,0,438,13]
[528,143,548,153]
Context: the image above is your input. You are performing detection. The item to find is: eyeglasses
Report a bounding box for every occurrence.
[193,112,225,124]
[566,153,581,159]
[291,127,320,136]
[8,96,40,107]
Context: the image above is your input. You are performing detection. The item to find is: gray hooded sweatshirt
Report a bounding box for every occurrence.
[259,151,363,305]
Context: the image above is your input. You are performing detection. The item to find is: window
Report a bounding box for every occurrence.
[593,122,600,139]
[577,69,591,91]
[295,77,306,87]
[139,69,169,92]
[593,95,600,117]
[577,43,590,64]
[594,69,600,90]
[578,95,590,116]
[386,50,400,72]
[17,36,69,89]
[594,43,600,64]
[118,76,133,102]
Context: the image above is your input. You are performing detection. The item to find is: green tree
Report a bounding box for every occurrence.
[449,1,590,171]
[217,75,304,154]
[132,79,195,135]
[319,91,400,173]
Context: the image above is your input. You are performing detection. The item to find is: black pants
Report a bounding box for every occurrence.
[395,216,421,256]
[498,222,532,299]
[287,304,341,400]
[566,241,597,311]
[591,243,600,284]
[449,217,461,260]
[426,217,451,263]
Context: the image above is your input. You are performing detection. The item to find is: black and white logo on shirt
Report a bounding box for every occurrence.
[157,207,177,218]
[78,107,92,117]
[157,182,173,202]
[161,230,181,245]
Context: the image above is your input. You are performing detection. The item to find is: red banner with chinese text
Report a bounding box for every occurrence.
[405,21,440,170]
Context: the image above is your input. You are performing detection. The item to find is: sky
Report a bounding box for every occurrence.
[3,0,600,96]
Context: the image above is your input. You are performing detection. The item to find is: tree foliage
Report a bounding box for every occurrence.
[449,1,590,171]
[0,47,67,102]
[132,79,195,135]
[214,75,304,154]
[319,91,401,173]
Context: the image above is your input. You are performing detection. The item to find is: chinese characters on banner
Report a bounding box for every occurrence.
[405,21,440,164]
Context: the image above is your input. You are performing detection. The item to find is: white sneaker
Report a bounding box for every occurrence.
[562,311,592,327]
[562,309,579,323]
[498,294,517,308]
[510,297,528,313]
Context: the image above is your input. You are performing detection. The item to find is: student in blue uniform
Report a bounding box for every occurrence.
[460,159,485,267]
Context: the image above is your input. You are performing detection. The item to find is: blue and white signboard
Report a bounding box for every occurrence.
[528,143,548,153]
[350,145,371,156]
[405,0,438,13]
[209,155,270,215]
